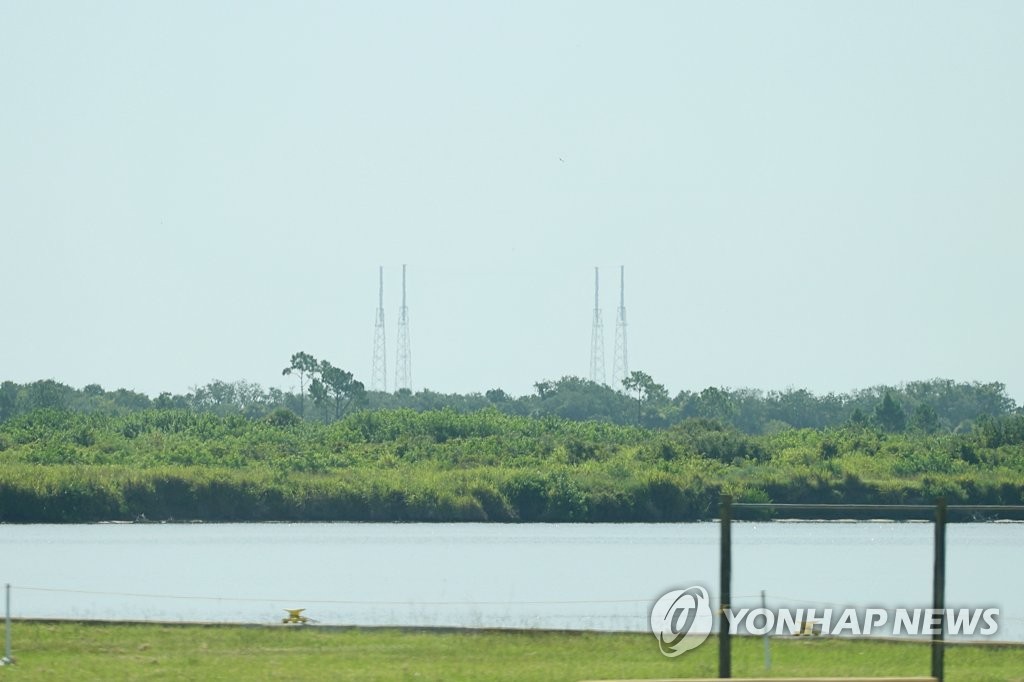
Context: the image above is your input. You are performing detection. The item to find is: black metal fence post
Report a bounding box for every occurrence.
[932,497,947,682]
[2,583,11,666]
[719,494,732,679]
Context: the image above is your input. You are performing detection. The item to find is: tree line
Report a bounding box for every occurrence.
[0,357,1018,435]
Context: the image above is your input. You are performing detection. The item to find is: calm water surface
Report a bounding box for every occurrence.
[1,522,1020,640]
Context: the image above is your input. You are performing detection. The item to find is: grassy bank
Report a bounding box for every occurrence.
[0,622,1022,681]
[2,409,1024,522]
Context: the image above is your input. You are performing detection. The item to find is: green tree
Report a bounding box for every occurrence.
[486,388,510,404]
[911,403,941,434]
[26,380,69,411]
[692,386,738,425]
[312,361,366,422]
[0,381,17,423]
[622,371,667,425]
[873,391,907,433]
[309,376,330,423]
[82,384,105,398]
[108,388,152,411]
[153,392,186,410]
[849,407,868,427]
[264,407,301,428]
[282,351,318,418]
[533,376,631,423]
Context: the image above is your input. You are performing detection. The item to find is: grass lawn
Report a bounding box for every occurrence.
[0,622,1021,681]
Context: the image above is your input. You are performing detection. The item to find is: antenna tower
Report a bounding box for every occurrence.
[395,264,412,391]
[589,266,605,384]
[611,265,629,388]
[370,266,387,392]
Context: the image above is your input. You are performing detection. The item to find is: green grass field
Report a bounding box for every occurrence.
[0,623,1022,681]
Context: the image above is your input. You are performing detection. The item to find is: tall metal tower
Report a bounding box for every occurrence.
[395,264,412,392]
[370,266,387,392]
[612,265,629,388]
[589,266,605,384]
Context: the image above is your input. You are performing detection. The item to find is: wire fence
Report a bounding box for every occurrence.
[4,580,1022,673]
[5,584,1023,633]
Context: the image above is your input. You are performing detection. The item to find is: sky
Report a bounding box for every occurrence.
[1,1,1022,402]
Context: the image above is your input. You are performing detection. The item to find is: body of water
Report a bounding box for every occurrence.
[1,522,1021,641]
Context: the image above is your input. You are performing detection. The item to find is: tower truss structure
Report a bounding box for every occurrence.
[589,266,605,384]
[370,266,387,392]
[395,264,412,392]
[612,265,629,388]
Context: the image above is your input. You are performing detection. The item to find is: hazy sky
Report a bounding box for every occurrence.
[2,2,1022,402]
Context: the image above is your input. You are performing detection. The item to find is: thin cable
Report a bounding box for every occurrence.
[15,585,653,607]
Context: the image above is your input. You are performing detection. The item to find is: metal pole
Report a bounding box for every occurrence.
[719,494,732,678]
[3,583,11,665]
[932,498,946,681]
[762,589,771,671]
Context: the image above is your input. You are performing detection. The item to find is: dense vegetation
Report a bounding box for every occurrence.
[2,403,1024,523]
[3,357,1022,523]
[1,372,1019,435]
